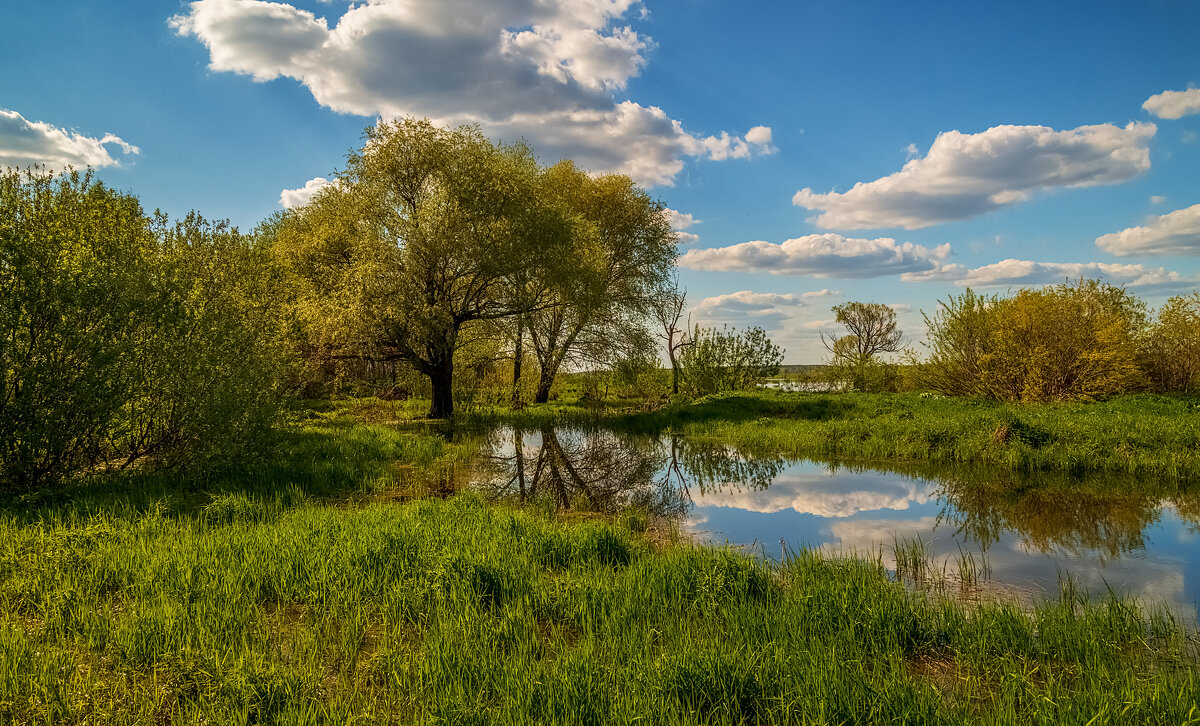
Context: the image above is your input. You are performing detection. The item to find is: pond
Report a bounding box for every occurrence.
[466,425,1200,620]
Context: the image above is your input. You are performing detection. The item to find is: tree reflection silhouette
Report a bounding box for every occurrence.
[476,427,786,518]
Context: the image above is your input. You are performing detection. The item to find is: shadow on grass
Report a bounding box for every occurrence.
[470,391,857,435]
[0,417,484,523]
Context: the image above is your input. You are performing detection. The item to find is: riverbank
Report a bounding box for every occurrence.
[469,390,1200,483]
[1,410,1197,723]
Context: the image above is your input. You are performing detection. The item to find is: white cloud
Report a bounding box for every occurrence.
[1150,195,1168,205]
[0,108,139,170]
[904,142,919,159]
[170,0,772,187]
[1095,203,1200,257]
[802,318,835,329]
[664,206,699,243]
[1143,88,1200,120]
[793,122,1155,230]
[692,290,804,326]
[802,288,841,299]
[279,175,332,208]
[693,470,931,518]
[679,233,952,278]
[903,258,1199,294]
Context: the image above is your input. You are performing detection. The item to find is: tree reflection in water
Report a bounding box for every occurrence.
[471,425,1200,563]
[475,426,785,519]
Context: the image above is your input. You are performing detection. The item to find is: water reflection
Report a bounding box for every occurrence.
[468,425,1200,617]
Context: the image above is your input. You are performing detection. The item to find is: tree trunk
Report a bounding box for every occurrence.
[667,341,680,394]
[511,319,524,408]
[534,367,554,404]
[428,356,454,419]
[514,427,526,501]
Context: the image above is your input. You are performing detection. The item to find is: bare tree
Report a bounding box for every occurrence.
[652,280,690,394]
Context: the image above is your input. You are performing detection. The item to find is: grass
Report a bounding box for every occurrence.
[467,390,1200,482]
[1,403,1198,723]
[1,492,1198,724]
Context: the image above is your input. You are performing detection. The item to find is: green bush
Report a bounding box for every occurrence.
[679,325,783,395]
[0,169,288,490]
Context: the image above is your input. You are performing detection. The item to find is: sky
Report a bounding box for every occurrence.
[3,0,1199,362]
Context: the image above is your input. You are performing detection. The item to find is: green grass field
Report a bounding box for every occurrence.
[0,404,1197,724]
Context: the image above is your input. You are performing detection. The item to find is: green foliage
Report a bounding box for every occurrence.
[918,279,1146,401]
[679,325,783,395]
[0,169,154,488]
[0,169,287,491]
[525,162,678,403]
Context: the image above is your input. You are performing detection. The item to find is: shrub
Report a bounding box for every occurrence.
[679,325,783,395]
[1142,292,1200,394]
[918,279,1145,402]
[0,169,288,490]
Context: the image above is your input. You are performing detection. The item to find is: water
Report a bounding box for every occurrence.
[468,425,1200,619]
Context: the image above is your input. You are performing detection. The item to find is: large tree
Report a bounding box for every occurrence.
[524,161,678,403]
[277,119,572,418]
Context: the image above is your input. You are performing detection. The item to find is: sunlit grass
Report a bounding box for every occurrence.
[0,492,1196,724]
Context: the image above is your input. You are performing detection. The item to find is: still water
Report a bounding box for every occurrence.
[468,425,1200,619]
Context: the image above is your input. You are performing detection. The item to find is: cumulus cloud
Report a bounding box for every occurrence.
[664,206,699,243]
[279,175,333,208]
[1143,88,1200,120]
[679,233,952,278]
[170,0,772,187]
[793,123,1155,230]
[692,469,932,518]
[692,290,804,326]
[903,258,1199,294]
[802,288,841,299]
[0,108,139,170]
[1095,203,1200,257]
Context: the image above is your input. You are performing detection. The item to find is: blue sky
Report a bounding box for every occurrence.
[3,0,1199,362]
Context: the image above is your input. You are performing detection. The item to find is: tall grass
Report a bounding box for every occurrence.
[0,492,1196,723]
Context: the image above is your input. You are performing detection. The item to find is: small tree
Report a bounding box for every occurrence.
[822,302,904,392]
[679,325,783,395]
[652,280,689,394]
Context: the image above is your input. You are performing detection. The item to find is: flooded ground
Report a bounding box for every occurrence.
[467,425,1200,619]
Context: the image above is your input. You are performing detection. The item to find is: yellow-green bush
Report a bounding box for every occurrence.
[1142,292,1200,394]
[919,279,1146,401]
